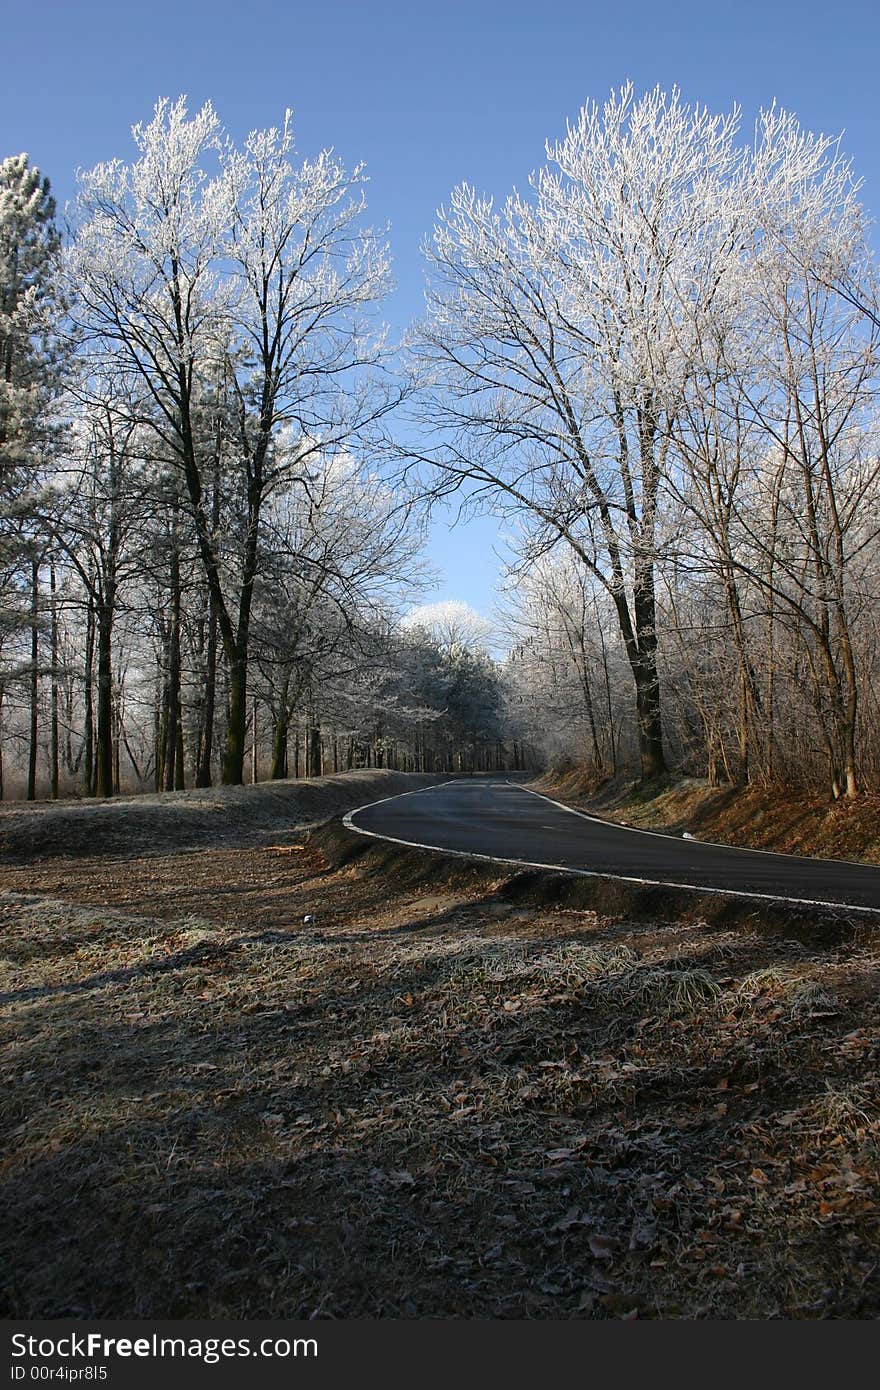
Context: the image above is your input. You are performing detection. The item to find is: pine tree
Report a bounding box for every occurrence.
[0,154,63,795]
[0,153,60,511]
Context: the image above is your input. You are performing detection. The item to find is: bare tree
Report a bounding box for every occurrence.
[68,97,398,784]
[411,85,743,780]
[47,383,153,796]
[672,106,880,798]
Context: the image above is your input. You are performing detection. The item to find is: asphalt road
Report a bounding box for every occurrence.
[345,775,880,912]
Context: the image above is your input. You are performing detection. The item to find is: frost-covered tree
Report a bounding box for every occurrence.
[402,598,492,656]
[499,555,622,774]
[49,384,156,796]
[413,85,744,781]
[68,97,399,784]
[669,107,880,798]
[0,153,61,505]
[415,87,880,797]
[0,154,65,797]
[251,444,424,778]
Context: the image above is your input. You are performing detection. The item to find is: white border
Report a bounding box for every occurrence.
[341,778,880,917]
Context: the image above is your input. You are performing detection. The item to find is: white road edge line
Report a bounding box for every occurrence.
[518,783,879,868]
[340,777,458,825]
[341,778,880,917]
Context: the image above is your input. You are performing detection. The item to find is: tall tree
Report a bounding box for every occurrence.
[49,386,152,797]
[0,155,63,796]
[69,97,398,784]
[412,85,743,781]
[0,153,61,527]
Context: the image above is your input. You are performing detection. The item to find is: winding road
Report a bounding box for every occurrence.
[344,775,880,913]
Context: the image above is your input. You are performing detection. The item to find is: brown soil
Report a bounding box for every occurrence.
[2,778,879,1318]
[536,770,880,866]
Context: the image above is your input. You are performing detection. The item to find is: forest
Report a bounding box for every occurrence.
[2,85,879,803]
[4,75,880,1328]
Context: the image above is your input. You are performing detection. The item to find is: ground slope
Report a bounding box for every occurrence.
[2,797,879,1319]
[0,769,443,861]
[537,771,880,867]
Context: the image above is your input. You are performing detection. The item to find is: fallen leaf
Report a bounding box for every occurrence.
[388,1170,416,1187]
[589,1233,617,1261]
[555,1205,587,1232]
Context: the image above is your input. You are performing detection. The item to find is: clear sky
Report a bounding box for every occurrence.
[4,0,879,618]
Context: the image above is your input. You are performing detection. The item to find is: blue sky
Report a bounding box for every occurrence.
[4,0,879,618]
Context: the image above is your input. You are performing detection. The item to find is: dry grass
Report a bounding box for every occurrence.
[0,768,443,861]
[536,771,880,866]
[2,801,880,1320]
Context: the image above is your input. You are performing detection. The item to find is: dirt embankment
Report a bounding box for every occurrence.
[0,769,444,862]
[534,770,880,867]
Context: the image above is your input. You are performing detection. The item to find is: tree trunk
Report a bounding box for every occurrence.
[270,714,289,780]
[83,590,95,795]
[196,591,218,787]
[308,723,321,778]
[50,561,59,799]
[114,707,122,795]
[222,655,248,786]
[195,458,222,788]
[161,520,184,793]
[837,618,859,800]
[154,694,162,793]
[175,717,185,791]
[630,565,667,782]
[95,600,115,798]
[633,661,666,782]
[251,698,258,784]
[270,678,290,780]
[27,558,39,801]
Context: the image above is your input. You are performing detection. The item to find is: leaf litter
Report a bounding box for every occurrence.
[1,817,879,1319]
